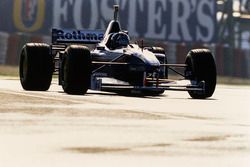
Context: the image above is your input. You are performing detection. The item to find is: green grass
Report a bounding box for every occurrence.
[0,65,18,76]
[217,76,250,85]
[0,65,250,85]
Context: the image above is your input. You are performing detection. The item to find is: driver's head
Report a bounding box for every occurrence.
[111,32,130,49]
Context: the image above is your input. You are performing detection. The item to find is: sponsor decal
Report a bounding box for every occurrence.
[51,0,217,43]
[1,0,217,43]
[52,29,104,43]
[13,0,45,32]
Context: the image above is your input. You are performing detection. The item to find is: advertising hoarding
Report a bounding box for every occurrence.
[0,0,217,43]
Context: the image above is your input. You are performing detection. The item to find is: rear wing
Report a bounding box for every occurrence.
[52,28,104,44]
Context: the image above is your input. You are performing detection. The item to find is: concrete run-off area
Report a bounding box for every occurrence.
[0,79,249,167]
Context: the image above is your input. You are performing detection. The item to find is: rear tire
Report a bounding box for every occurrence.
[146,47,165,54]
[185,49,216,99]
[147,47,168,79]
[19,43,53,91]
[62,45,91,95]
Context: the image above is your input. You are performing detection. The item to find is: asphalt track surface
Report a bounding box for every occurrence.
[0,78,249,167]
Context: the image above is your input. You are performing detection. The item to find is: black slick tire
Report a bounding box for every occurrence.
[144,47,166,95]
[185,49,217,99]
[19,43,53,91]
[148,47,168,79]
[62,45,91,95]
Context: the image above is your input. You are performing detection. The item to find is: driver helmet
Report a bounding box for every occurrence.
[110,32,130,49]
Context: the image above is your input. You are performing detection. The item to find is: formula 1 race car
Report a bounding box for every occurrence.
[19,5,216,99]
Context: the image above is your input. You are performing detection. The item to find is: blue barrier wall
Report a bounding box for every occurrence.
[0,0,217,43]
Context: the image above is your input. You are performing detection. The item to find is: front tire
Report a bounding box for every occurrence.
[19,43,53,91]
[62,45,91,95]
[185,49,217,99]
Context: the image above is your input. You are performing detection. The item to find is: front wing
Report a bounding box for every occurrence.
[90,74,205,94]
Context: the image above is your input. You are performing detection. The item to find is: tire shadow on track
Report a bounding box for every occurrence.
[57,90,165,99]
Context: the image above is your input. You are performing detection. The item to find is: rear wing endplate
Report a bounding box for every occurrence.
[52,28,104,44]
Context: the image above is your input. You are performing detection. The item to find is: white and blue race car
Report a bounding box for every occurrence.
[19,5,216,99]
